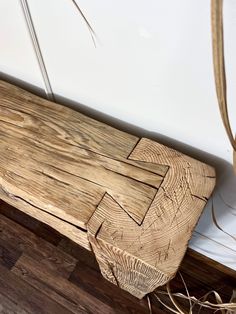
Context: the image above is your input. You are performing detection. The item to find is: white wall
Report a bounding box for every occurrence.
[0,0,44,89]
[1,0,236,269]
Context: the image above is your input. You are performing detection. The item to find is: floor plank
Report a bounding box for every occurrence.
[0,200,235,313]
[12,254,116,314]
[0,238,22,269]
[0,264,73,314]
[0,293,29,314]
[0,212,77,278]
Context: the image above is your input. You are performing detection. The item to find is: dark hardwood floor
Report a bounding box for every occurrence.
[0,200,235,313]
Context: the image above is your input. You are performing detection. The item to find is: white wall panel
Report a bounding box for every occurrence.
[0,0,45,89]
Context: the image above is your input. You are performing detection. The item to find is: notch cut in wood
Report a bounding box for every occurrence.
[0,80,215,298]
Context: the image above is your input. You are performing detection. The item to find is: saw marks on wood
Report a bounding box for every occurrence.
[0,80,215,298]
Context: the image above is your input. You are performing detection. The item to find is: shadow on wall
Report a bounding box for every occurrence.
[1,72,235,235]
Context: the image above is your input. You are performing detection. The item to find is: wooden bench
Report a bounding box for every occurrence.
[0,80,215,298]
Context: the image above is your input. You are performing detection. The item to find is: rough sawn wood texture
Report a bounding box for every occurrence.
[0,80,216,298]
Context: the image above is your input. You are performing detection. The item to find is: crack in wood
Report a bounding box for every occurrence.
[102,166,162,191]
[0,185,87,233]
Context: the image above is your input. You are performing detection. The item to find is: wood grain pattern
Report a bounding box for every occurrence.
[0,80,216,298]
[87,139,215,297]
[0,263,73,314]
[12,254,115,314]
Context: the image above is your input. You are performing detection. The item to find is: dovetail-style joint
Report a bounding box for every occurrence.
[0,80,216,298]
[87,138,215,298]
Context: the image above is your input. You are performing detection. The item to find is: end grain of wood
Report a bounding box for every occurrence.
[0,80,215,298]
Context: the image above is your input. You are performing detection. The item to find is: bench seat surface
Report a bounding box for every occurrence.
[0,80,215,298]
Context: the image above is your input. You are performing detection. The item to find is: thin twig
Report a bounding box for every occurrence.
[20,0,54,101]
[147,294,152,314]
[70,0,96,46]
[212,198,236,241]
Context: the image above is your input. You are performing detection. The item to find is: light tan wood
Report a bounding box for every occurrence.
[0,80,215,298]
[87,139,215,297]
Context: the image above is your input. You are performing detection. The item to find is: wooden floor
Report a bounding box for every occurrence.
[0,200,235,313]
